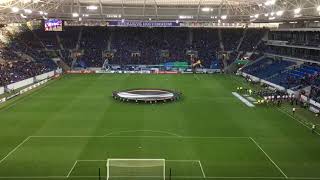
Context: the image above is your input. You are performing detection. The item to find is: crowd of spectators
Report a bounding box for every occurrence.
[0,25,58,87]
[0,59,57,86]
[21,27,265,68]
[0,26,266,86]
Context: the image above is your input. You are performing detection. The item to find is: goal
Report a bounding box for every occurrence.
[106,159,165,180]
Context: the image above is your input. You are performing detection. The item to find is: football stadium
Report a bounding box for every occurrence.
[1,0,320,180]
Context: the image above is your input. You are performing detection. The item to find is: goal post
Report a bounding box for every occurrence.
[106,159,165,180]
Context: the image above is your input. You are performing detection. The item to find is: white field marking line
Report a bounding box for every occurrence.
[0,136,248,168]
[103,129,183,137]
[232,92,255,107]
[204,177,286,179]
[30,135,249,139]
[198,160,206,178]
[77,158,199,162]
[3,176,317,179]
[166,159,200,162]
[0,176,67,179]
[66,160,78,177]
[0,136,31,164]
[31,135,104,138]
[77,159,108,162]
[0,174,316,179]
[277,107,320,136]
[249,137,288,179]
[77,159,200,162]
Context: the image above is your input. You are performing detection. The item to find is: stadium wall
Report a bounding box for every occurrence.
[0,87,4,95]
[0,69,61,105]
[310,99,320,109]
[35,71,55,81]
[6,77,34,91]
[6,70,58,91]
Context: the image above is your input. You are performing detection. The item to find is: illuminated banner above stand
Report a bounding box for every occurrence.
[106,20,181,27]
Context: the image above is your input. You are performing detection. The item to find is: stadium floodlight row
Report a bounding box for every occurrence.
[0,0,320,24]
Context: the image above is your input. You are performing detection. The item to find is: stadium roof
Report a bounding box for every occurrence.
[0,0,319,24]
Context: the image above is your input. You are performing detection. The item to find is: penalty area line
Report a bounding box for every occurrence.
[249,137,288,179]
[0,136,31,164]
[198,160,206,178]
[29,135,250,139]
[66,160,78,177]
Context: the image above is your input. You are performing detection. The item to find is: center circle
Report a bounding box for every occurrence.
[112,88,181,103]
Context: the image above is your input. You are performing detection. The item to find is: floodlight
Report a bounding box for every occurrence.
[294,14,302,18]
[11,7,19,13]
[179,15,193,19]
[276,10,284,16]
[265,0,276,6]
[72,13,79,17]
[201,7,212,12]
[221,15,227,20]
[87,5,98,10]
[294,8,301,14]
[24,9,32,14]
[20,13,27,18]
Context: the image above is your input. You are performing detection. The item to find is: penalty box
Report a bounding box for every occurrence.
[0,136,285,178]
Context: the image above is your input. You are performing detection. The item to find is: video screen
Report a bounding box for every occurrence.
[44,19,63,31]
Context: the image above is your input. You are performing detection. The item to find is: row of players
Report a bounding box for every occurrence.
[237,86,317,133]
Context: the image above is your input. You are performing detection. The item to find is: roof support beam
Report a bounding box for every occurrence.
[99,0,104,21]
[121,0,125,18]
[153,0,159,20]
[143,0,146,19]
[196,0,202,21]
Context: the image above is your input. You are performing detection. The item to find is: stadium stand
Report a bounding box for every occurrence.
[0,25,267,85]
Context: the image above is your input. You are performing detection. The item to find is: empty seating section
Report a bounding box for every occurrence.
[243,58,295,79]
[243,58,320,90]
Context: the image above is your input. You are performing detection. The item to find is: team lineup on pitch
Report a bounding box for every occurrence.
[0,74,320,180]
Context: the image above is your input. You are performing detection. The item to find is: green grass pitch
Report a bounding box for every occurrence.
[0,74,320,180]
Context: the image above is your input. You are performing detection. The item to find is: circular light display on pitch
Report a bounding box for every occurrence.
[112,89,181,103]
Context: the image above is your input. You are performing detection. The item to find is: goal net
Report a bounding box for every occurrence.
[106,159,165,180]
